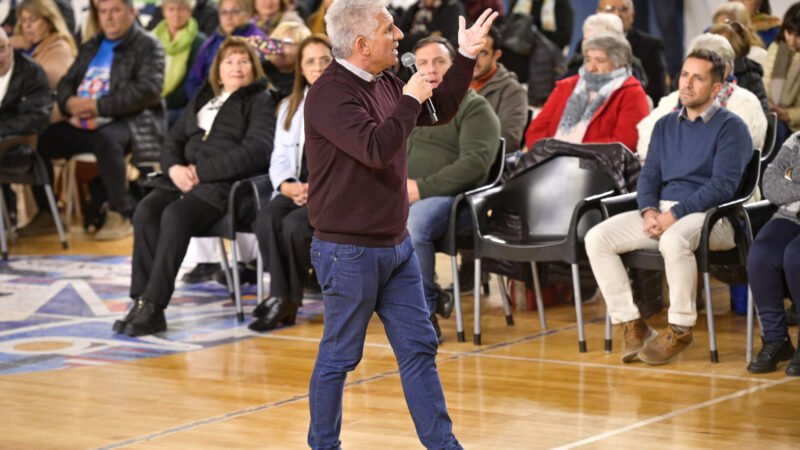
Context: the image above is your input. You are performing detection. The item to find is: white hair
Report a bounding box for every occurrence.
[688,33,735,73]
[162,0,197,11]
[325,0,389,59]
[583,13,624,39]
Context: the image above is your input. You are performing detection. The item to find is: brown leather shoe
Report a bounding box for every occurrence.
[638,325,694,365]
[621,318,656,363]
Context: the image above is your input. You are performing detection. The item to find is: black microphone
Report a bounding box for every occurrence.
[400,52,439,124]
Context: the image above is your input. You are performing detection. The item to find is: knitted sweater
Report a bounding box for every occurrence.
[762,132,800,225]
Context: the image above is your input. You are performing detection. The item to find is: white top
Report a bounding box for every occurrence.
[196,91,232,133]
[748,46,768,68]
[270,90,307,192]
[0,52,15,107]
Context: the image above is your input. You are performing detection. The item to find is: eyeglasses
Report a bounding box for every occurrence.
[219,8,244,16]
[600,5,630,13]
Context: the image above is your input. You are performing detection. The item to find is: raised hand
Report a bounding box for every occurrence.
[458,8,500,58]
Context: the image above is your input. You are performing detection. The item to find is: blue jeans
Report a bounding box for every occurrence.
[748,218,800,341]
[307,236,461,450]
[407,196,455,314]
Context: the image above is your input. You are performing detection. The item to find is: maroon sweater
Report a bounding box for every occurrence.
[305,53,476,246]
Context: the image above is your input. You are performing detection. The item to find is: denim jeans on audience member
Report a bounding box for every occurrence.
[407,196,456,314]
[307,236,461,450]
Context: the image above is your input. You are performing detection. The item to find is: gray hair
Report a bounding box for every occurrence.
[582,32,632,69]
[162,0,197,10]
[598,0,633,11]
[325,0,389,59]
[687,33,735,74]
[583,13,624,39]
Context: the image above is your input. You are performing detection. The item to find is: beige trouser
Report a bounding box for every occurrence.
[585,201,735,327]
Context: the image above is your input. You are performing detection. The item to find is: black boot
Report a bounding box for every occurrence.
[248,297,298,332]
[112,298,144,333]
[747,337,795,374]
[123,301,167,337]
[436,288,454,319]
[787,341,800,377]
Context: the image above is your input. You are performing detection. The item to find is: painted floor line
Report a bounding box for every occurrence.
[551,376,798,450]
[473,353,773,383]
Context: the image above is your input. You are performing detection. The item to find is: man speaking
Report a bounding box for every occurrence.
[304,1,497,448]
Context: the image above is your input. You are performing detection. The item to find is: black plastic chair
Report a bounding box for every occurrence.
[600,149,761,363]
[0,139,68,260]
[467,154,618,348]
[742,199,779,362]
[192,174,272,321]
[433,138,506,342]
[761,112,779,171]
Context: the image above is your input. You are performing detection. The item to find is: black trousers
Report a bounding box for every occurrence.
[34,121,133,215]
[253,194,312,305]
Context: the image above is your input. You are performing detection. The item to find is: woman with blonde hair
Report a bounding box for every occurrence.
[113,37,277,337]
[253,0,302,36]
[262,20,310,100]
[713,1,768,65]
[10,0,76,121]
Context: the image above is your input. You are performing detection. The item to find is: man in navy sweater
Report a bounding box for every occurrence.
[585,49,752,366]
[304,1,497,448]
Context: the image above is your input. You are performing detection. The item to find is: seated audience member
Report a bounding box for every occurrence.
[151,0,207,127]
[470,26,527,148]
[563,13,648,98]
[746,134,800,376]
[525,33,648,152]
[306,0,331,35]
[764,3,800,149]
[19,0,165,241]
[254,0,302,36]
[713,1,767,66]
[507,0,573,50]
[3,0,74,36]
[731,0,781,47]
[585,50,752,366]
[147,0,220,37]
[593,0,666,103]
[114,37,276,337]
[9,0,76,122]
[80,0,100,44]
[406,37,500,341]
[0,27,51,154]
[710,21,770,115]
[638,34,767,157]
[185,0,266,99]
[249,34,332,332]
[397,0,465,56]
[262,21,310,100]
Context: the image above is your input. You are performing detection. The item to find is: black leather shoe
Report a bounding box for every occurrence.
[252,297,273,318]
[123,301,167,337]
[436,288,454,319]
[787,346,800,376]
[430,313,443,344]
[748,337,795,374]
[181,263,222,284]
[248,297,297,332]
[112,298,145,333]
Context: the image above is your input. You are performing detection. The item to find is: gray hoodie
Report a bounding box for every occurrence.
[763,133,800,224]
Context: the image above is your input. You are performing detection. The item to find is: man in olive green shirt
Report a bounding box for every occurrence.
[406,36,501,341]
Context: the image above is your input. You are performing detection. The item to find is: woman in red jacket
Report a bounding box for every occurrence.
[525,32,649,152]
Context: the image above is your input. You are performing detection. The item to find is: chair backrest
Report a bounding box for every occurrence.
[734,149,762,204]
[520,106,535,150]
[489,155,616,241]
[486,138,506,189]
[762,112,778,163]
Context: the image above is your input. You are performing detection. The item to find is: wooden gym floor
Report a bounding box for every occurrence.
[1,230,799,449]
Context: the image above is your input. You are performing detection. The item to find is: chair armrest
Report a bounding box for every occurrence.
[744,200,777,240]
[600,192,638,218]
[466,185,504,240]
[226,173,272,231]
[697,202,748,270]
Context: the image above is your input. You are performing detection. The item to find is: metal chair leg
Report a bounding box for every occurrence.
[231,237,244,322]
[0,193,7,261]
[451,255,465,342]
[531,262,547,330]
[605,312,613,353]
[571,263,587,353]
[217,238,233,294]
[473,258,482,345]
[44,185,68,249]
[746,285,754,363]
[497,275,514,325]
[703,272,719,363]
[256,250,264,304]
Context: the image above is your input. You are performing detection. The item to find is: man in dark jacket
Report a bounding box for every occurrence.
[19,0,165,241]
[0,28,51,153]
[596,0,666,102]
